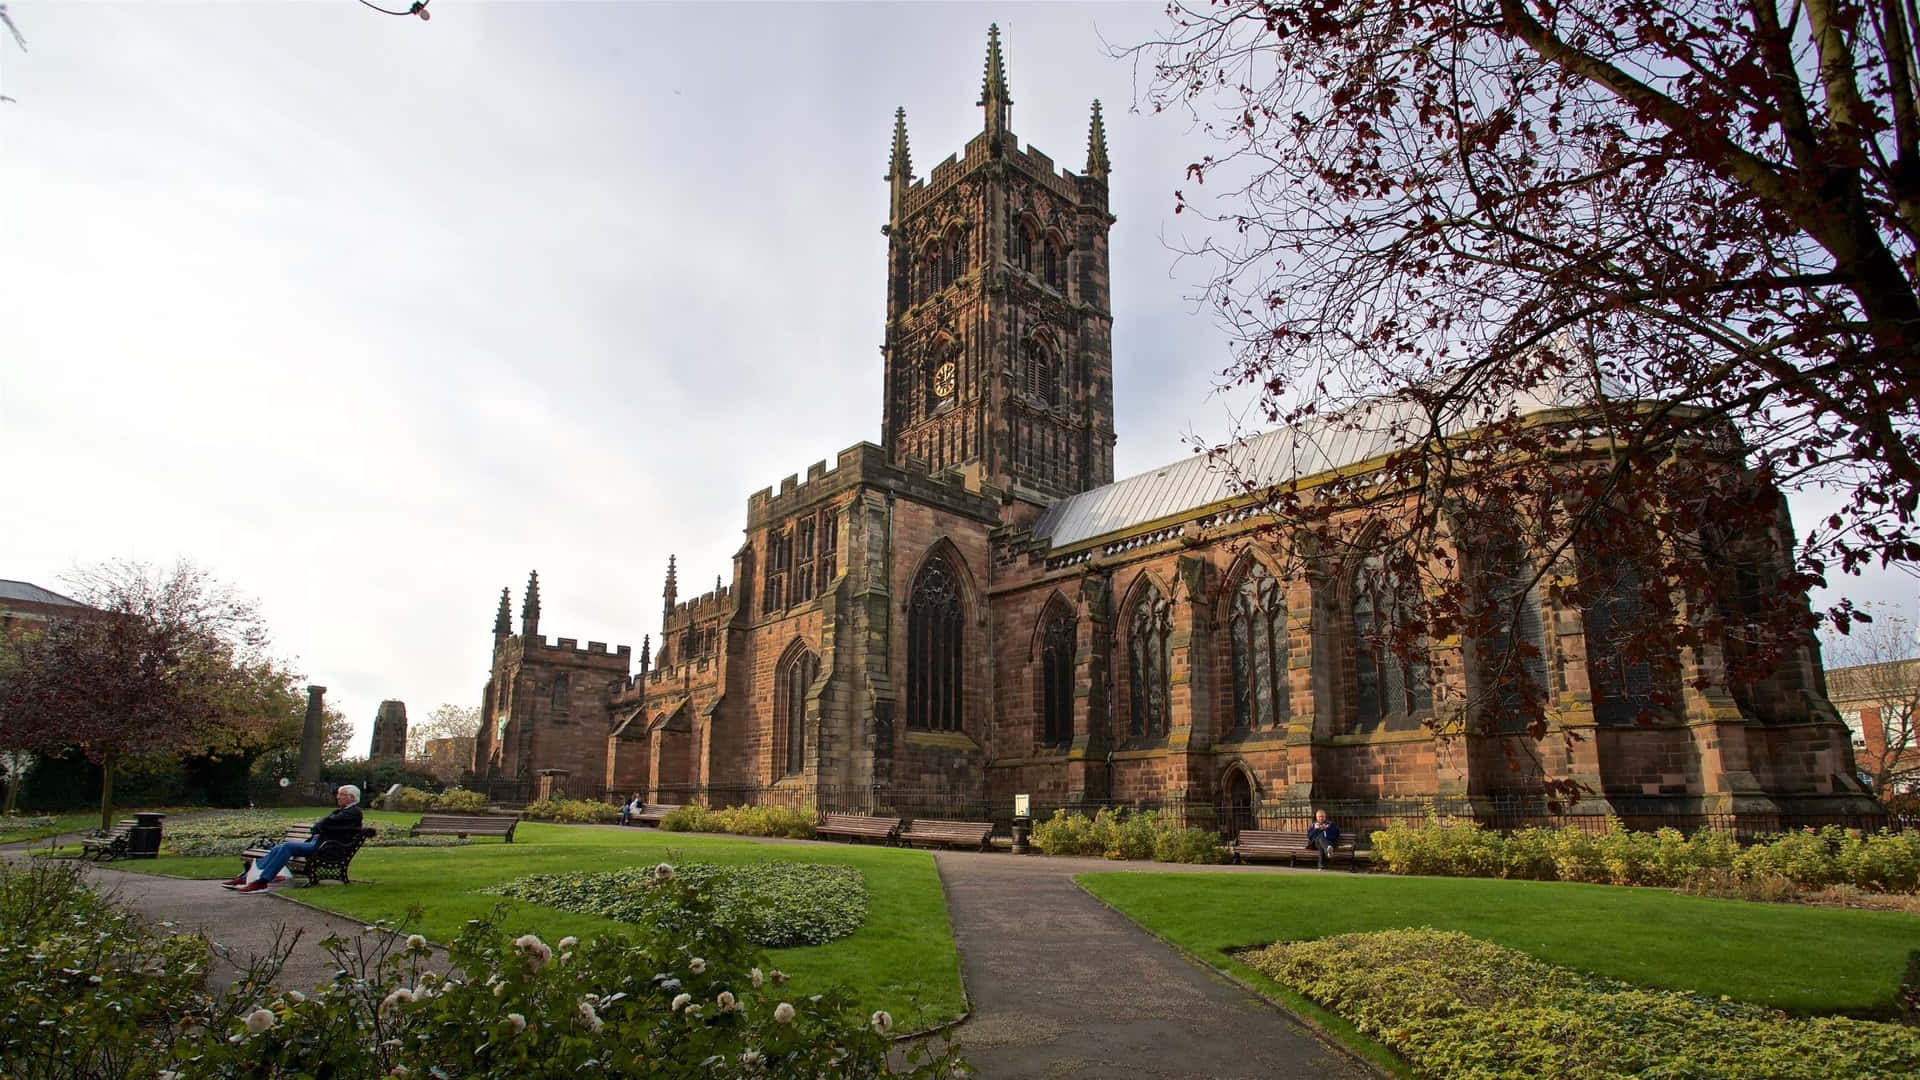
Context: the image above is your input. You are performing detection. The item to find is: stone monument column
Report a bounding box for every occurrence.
[298,685,327,786]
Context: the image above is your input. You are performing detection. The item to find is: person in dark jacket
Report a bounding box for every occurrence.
[1306,809,1340,869]
[223,785,363,892]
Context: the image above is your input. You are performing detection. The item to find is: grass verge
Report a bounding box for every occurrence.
[1077,871,1920,1014]
[108,813,966,1026]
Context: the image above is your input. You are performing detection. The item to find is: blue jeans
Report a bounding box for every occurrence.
[251,838,318,881]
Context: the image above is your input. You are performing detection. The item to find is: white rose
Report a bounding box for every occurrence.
[773,1002,795,1024]
[688,957,707,975]
[871,1010,893,1034]
[244,1008,275,1034]
[504,1012,527,1035]
[671,992,693,1011]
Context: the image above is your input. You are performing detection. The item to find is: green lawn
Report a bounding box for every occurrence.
[1078,871,1920,1015]
[1,807,196,845]
[116,812,966,1026]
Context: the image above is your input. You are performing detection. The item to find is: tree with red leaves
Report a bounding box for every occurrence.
[1129,1,1919,766]
[0,561,293,828]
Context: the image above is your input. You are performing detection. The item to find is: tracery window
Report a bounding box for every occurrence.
[1013,220,1037,272]
[795,517,816,602]
[1585,561,1658,727]
[775,647,817,777]
[945,227,967,284]
[1127,585,1172,740]
[1352,556,1432,732]
[1479,533,1548,733]
[818,509,838,591]
[551,674,570,711]
[1040,607,1076,747]
[1230,564,1289,733]
[907,550,964,732]
[922,240,946,297]
[762,529,791,614]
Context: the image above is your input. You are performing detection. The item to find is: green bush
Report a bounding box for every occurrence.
[658,804,718,832]
[1371,817,1920,895]
[486,861,868,948]
[163,810,307,857]
[706,803,818,839]
[1028,808,1228,864]
[522,797,620,823]
[431,787,489,812]
[1244,928,1919,1079]
[381,786,438,811]
[1,857,962,1078]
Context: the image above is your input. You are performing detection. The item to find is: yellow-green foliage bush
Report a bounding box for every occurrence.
[1029,808,1227,864]
[658,804,718,832]
[383,786,438,812]
[431,787,490,812]
[707,804,817,839]
[1245,929,1919,1079]
[522,797,620,823]
[1372,817,1920,894]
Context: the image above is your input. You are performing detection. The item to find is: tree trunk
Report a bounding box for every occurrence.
[98,757,115,832]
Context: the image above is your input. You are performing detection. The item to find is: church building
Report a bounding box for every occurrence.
[470,28,1878,831]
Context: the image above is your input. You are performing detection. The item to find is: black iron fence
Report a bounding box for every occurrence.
[459,776,1901,842]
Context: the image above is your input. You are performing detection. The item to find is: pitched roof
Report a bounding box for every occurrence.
[1031,381,1592,551]
[0,579,87,608]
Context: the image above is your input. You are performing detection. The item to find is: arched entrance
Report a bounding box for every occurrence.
[1221,765,1257,838]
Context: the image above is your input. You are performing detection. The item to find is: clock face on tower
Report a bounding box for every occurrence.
[933,361,957,400]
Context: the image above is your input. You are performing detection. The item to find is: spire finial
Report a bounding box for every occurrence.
[521,570,541,637]
[979,24,1011,137]
[494,586,511,636]
[663,555,679,614]
[1085,99,1110,178]
[887,106,912,185]
[640,634,651,674]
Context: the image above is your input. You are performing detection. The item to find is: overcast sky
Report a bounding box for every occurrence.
[4,1,1914,753]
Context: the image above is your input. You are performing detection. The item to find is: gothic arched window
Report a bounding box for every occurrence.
[551,674,570,711]
[922,239,945,297]
[1013,220,1037,272]
[908,550,965,732]
[945,227,967,284]
[1479,533,1548,733]
[1352,556,1431,732]
[1230,564,1289,732]
[1128,584,1172,739]
[1025,339,1056,405]
[1040,606,1076,746]
[1042,237,1064,289]
[1584,560,1658,727]
[775,646,817,777]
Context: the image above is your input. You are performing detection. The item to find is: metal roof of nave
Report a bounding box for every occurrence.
[1029,377,1606,551]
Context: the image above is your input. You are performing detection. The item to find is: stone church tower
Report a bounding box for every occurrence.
[881,25,1116,506]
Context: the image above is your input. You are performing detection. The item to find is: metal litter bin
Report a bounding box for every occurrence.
[129,812,165,859]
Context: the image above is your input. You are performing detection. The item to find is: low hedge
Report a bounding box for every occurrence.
[521,797,620,823]
[164,811,472,857]
[1244,929,1919,1079]
[658,803,817,839]
[484,861,867,947]
[1028,807,1229,863]
[1371,817,1920,893]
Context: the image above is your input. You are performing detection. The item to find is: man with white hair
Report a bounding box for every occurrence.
[223,785,364,892]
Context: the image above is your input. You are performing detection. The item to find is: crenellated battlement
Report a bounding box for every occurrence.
[904,133,1093,219]
[520,635,632,665]
[747,441,1001,528]
[666,584,733,622]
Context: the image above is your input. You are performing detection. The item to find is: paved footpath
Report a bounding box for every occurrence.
[932,851,1373,1079]
[9,831,1374,1078]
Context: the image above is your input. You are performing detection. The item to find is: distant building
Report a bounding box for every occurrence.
[369,700,408,762]
[0,579,92,637]
[1826,659,1920,793]
[422,736,475,783]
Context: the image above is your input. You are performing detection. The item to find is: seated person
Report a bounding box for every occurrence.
[224,785,363,892]
[617,795,642,825]
[1306,809,1341,869]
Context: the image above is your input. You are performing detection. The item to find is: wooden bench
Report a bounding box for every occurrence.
[1231,829,1365,870]
[410,813,519,843]
[816,812,905,845]
[81,819,137,861]
[634,804,683,827]
[898,818,994,851]
[240,825,378,887]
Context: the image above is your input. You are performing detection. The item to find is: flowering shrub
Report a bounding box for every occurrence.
[1028,808,1228,863]
[0,859,212,1078]
[653,803,817,839]
[658,804,717,832]
[431,787,490,812]
[1244,929,1919,1079]
[521,797,621,823]
[484,861,868,947]
[3,857,964,1078]
[1371,817,1920,894]
[163,811,307,857]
